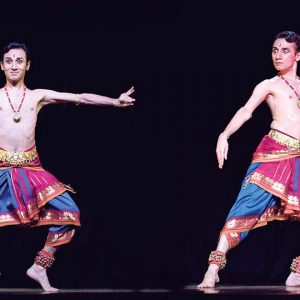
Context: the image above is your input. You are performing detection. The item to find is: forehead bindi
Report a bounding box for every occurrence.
[273,39,294,50]
[4,49,26,61]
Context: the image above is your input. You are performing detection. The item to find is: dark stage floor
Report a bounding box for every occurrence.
[1,286,300,299]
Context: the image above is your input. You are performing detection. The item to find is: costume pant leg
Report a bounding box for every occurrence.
[43,192,80,246]
[220,163,281,249]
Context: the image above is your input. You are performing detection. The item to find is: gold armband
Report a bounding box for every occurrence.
[75,94,81,106]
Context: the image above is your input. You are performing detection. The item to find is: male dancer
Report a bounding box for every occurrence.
[0,42,135,292]
[199,31,300,288]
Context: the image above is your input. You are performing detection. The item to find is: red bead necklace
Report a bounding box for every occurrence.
[279,74,300,109]
[4,85,27,122]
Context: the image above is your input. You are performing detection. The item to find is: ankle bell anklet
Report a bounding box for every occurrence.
[35,249,55,269]
[208,250,227,270]
[291,256,300,274]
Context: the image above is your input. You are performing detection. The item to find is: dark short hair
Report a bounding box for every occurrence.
[274,31,300,53]
[1,42,30,62]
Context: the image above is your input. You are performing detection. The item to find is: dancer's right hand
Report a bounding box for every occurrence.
[216,133,228,169]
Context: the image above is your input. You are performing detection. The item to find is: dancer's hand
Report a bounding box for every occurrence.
[115,86,135,107]
[216,133,228,169]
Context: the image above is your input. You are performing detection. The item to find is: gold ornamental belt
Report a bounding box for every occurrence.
[0,147,38,166]
[268,129,300,150]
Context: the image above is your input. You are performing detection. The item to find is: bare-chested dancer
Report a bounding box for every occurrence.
[198,31,300,288]
[0,42,135,292]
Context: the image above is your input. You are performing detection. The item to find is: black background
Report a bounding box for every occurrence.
[1,0,300,289]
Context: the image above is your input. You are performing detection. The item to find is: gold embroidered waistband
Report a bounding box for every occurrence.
[0,147,38,166]
[268,130,300,150]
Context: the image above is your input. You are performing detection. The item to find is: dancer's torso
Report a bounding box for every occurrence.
[0,88,44,152]
[263,76,300,139]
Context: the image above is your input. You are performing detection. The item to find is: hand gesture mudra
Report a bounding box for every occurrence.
[115,86,135,107]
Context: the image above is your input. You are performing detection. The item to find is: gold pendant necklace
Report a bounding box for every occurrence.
[4,85,27,122]
[279,74,300,109]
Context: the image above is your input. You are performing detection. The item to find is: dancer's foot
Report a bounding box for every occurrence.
[26,263,59,292]
[197,264,219,288]
[286,272,300,287]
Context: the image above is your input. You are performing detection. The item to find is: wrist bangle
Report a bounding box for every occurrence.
[220,132,229,139]
[114,98,120,107]
[75,94,81,106]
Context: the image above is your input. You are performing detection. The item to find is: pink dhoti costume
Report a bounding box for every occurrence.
[0,145,80,246]
[221,129,300,249]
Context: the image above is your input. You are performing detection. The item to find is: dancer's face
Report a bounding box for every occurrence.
[272,38,300,72]
[1,48,30,83]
